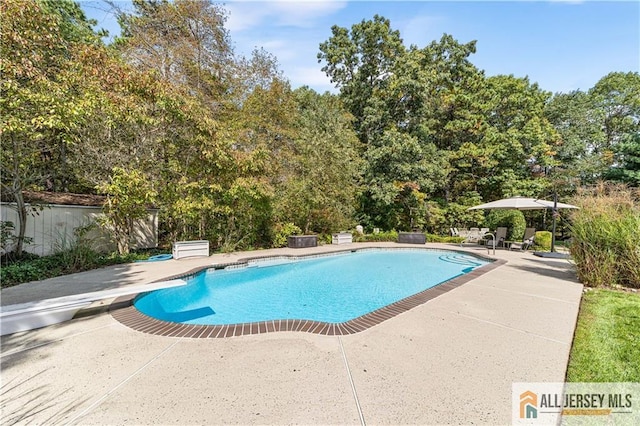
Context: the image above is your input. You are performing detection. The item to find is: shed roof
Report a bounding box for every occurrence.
[2,191,107,207]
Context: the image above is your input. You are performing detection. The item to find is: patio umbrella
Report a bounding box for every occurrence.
[467,196,578,211]
[467,195,578,255]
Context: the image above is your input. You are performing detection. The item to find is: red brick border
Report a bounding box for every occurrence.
[111,248,506,338]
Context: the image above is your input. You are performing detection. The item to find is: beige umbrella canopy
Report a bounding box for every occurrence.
[467,196,578,257]
[467,196,578,211]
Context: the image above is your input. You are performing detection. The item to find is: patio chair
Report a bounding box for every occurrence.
[478,228,490,244]
[486,227,507,249]
[510,228,536,251]
[463,228,481,244]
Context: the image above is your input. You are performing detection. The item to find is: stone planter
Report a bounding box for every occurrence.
[287,235,318,248]
[398,232,426,244]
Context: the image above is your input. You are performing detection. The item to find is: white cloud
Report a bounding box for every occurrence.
[225,0,347,32]
[261,39,297,61]
[400,14,444,47]
[224,3,269,32]
[288,66,334,89]
[270,1,348,27]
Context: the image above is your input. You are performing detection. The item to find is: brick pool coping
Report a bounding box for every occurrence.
[110,248,507,338]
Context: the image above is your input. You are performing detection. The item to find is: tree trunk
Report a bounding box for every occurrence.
[10,135,28,256]
[14,188,27,256]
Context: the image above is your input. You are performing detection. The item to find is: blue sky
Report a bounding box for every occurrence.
[82,1,639,94]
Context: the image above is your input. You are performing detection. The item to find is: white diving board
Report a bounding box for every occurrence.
[0,279,186,336]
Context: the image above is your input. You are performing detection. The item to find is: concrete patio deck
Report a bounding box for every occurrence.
[0,243,583,424]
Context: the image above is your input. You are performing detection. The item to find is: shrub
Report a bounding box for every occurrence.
[1,221,17,253]
[533,231,552,251]
[484,209,526,241]
[98,168,157,255]
[353,230,398,242]
[0,241,159,288]
[569,183,640,288]
[425,233,465,243]
[272,222,302,248]
[317,234,333,245]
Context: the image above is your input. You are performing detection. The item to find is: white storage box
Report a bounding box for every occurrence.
[172,240,210,259]
[332,232,353,245]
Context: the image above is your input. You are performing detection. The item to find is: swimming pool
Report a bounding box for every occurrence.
[133,249,490,328]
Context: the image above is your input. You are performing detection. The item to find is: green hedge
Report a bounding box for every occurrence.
[484,209,526,241]
[352,231,464,244]
[353,230,398,242]
[425,234,465,243]
[533,231,552,251]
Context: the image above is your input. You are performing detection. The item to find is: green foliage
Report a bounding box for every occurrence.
[423,193,485,235]
[425,234,465,243]
[4,1,640,279]
[98,168,157,254]
[272,223,302,248]
[318,15,405,144]
[546,72,640,186]
[0,249,153,288]
[567,289,640,382]
[0,215,170,288]
[0,223,160,288]
[606,133,640,186]
[1,221,17,253]
[545,91,607,185]
[569,184,640,288]
[319,17,561,230]
[533,231,552,251]
[484,209,526,241]
[589,72,640,153]
[116,0,233,99]
[353,230,398,242]
[275,87,362,235]
[39,0,105,43]
[362,129,446,231]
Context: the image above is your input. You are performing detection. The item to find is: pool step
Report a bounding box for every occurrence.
[438,254,483,267]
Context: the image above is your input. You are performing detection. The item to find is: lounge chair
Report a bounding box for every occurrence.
[510,228,536,251]
[486,227,507,249]
[461,227,481,245]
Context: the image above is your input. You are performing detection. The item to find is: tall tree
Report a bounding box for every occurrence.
[116,0,233,108]
[471,75,558,200]
[545,90,607,184]
[606,134,640,186]
[40,0,105,44]
[589,72,640,153]
[319,17,561,230]
[0,0,78,253]
[545,72,640,185]
[318,15,405,144]
[275,87,362,234]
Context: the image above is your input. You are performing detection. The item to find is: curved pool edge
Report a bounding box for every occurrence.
[110,247,507,338]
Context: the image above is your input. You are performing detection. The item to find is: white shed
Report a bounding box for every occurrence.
[1,191,158,256]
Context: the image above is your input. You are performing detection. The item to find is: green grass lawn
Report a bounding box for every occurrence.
[566,289,640,382]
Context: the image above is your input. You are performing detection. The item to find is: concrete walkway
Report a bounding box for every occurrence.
[0,243,583,424]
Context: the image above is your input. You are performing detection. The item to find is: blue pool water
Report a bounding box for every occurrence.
[134,249,488,325]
